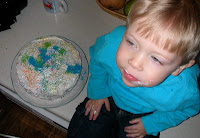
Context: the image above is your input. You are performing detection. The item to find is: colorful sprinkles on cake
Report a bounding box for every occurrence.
[16,36,82,99]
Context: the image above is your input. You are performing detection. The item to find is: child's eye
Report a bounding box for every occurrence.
[127,40,135,47]
[151,56,161,64]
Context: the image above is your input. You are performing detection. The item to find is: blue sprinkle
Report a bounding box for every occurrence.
[28,56,44,71]
[38,47,51,63]
[67,64,82,74]
[53,45,59,51]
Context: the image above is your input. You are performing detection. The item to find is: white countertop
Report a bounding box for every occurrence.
[0,0,125,130]
[0,0,199,137]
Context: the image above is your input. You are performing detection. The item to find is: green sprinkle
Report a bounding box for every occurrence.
[35,57,44,67]
[58,48,66,55]
[44,42,51,49]
[21,54,29,63]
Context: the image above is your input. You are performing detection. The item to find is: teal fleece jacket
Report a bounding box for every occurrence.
[87,26,200,135]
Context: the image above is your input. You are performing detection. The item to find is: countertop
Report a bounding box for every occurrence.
[0,0,125,131]
[0,0,199,137]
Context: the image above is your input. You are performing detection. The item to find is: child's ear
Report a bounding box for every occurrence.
[172,60,195,76]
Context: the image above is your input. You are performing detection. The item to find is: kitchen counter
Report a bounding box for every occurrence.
[0,0,199,137]
[0,0,125,131]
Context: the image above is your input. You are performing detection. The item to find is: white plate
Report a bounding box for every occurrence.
[11,36,88,108]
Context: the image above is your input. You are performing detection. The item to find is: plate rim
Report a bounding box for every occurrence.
[10,35,89,108]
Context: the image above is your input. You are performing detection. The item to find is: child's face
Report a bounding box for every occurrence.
[116,24,182,87]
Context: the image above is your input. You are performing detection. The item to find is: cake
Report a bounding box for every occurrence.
[16,36,82,100]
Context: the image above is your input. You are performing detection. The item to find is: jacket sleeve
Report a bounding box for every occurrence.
[141,90,200,136]
[87,34,112,99]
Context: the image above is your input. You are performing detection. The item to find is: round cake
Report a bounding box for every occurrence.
[16,36,82,100]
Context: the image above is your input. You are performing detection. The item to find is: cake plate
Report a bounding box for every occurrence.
[11,36,88,108]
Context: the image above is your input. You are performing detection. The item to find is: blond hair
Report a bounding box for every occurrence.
[127,0,200,64]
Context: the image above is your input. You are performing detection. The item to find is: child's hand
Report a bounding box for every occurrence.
[85,98,110,120]
[124,118,147,138]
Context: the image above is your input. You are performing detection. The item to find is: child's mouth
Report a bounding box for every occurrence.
[124,70,139,82]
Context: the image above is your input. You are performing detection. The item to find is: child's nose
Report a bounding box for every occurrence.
[128,53,144,71]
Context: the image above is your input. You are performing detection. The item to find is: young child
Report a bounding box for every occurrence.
[67,0,200,137]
